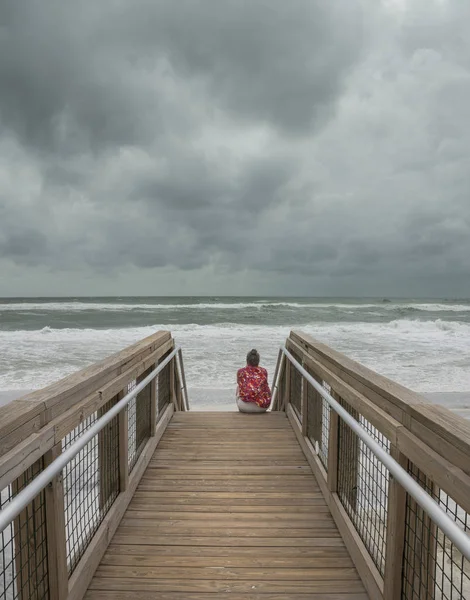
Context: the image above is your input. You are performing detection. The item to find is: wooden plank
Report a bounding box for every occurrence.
[84,411,366,600]
[283,358,291,412]
[383,446,407,600]
[44,444,68,600]
[86,592,370,600]
[105,544,349,557]
[88,578,366,593]
[396,426,470,513]
[146,465,313,474]
[118,523,339,536]
[131,493,326,505]
[127,502,330,516]
[101,553,353,568]
[169,358,176,410]
[301,366,308,436]
[111,533,346,547]
[95,564,359,581]
[408,406,470,478]
[0,424,55,489]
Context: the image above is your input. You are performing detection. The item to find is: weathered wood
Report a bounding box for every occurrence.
[0,425,55,490]
[67,404,174,600]
[401,465,439,600]
[396,426,470,514]
[287,404,383,600]
[135,367,152,452]
[287,336,401,445]
[291,331,470,476]
[169,358,176,409]
[177,348,189,411]
[44,444,68,600]
[52,340,173,445]
[86,592,370,600]
[85,411,366,600]
[12,459,48,600]
[88,577,365,594]
[383,446,408,600]
[283,358,291,412]
[301,364,308,436]
[0,331,172,454]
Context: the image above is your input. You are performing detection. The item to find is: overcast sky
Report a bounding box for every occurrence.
[0,0,469,297]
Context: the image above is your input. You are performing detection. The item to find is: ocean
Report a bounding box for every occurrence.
[1,296,470,409]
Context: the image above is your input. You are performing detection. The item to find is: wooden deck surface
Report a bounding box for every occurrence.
[85,411,368,599]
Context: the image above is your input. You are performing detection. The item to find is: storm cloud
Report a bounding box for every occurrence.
[1,0,469,296]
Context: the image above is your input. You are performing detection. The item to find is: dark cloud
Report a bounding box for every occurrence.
[1,0,470,296]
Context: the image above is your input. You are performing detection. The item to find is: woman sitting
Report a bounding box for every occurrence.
[236,349,272,413]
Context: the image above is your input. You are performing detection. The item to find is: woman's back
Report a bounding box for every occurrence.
[236,350,271,411]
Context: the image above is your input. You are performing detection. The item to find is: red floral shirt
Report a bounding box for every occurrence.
[237,366,271,409]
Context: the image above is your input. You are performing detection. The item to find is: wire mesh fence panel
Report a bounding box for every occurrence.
[402,463,470,600]
[305,365,324,455]
[97,398,120,514]
[0,462,49,600]
[337,401,390,576]
[319,384,331,470]
[127,379,137,472]
[62,404,119,575]
[288,350,302,419]
[158,353,171,417]
[128,369,153,473]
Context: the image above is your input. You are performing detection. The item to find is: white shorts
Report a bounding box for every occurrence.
[236,397,267,413]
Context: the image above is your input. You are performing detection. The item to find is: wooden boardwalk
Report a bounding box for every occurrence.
[85,411,368,599]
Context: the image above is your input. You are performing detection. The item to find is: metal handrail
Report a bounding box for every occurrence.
[279,345,470,561]
[0,345,181,533]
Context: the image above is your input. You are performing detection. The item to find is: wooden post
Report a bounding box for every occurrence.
[301,367,308,437]
[327,392,340,492]
[170,358,177,409]
[383,446,408,600]
[12,460,50,600]
[401,465,438,600]
[178,348,189,411]
[44,444,68,600]
[282,359,291,412]
[117,391,129,492]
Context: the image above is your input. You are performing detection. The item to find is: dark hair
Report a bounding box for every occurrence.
[246,349,260,367]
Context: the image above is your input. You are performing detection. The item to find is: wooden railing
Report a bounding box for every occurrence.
[274,330,470,600]
[0,331,187,600]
